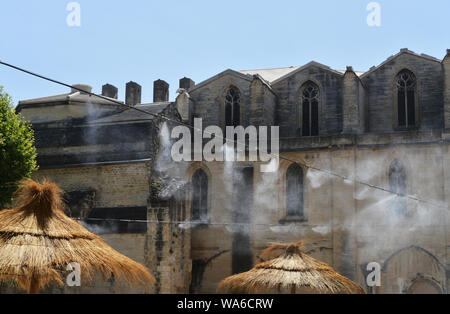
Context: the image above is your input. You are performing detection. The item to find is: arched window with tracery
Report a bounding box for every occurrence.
[300,82,319,136]
[286,163,304,217]
[191,169,208,221]
[225,86,241,127]
[396,70,417,128]
[389,159,407,216]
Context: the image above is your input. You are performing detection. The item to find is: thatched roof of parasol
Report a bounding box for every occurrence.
[217,241,365,294]
[0,179,155,292]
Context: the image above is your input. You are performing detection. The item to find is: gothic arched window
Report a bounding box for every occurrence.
[286,163,304,217]
[225,86,241,127]
[389,160,407,216]
[396,70,417,128]
[191,169,208,221]
[300,82,319,136]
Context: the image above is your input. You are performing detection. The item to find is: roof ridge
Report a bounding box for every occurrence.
[239,65,300,72]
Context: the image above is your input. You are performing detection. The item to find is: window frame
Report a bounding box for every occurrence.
[298,81,321,137]
[223,86,242,128]
[393,69,420,130]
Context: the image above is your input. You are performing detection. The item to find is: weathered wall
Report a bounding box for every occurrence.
[186,132,449,294]
[33,162,150,208]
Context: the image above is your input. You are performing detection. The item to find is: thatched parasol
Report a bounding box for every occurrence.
[0,179,155,293]
[217,241,365,294]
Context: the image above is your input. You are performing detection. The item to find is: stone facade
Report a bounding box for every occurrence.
[7,49,450,294]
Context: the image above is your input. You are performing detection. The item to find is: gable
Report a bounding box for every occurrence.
[361,49,442,80]
[189,69,253,93]
[271,61,344,85]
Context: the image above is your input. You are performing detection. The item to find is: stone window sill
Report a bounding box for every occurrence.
[190,219,210,229]
[393,125,419,132]
[279,215,307,224]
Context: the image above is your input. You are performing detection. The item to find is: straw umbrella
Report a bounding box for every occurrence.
[0,179,155,294]
[217,241,365,294]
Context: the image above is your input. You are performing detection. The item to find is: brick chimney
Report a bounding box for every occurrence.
[153,79,169,102]
[126,81,142,106]
[179,77,195,91]
[102,84,118,99]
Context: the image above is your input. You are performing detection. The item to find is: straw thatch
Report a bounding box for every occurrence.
[0,179,155,293]
[217,241,365,294]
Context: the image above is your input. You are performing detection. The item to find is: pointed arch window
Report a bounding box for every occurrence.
[191,169,208,221]
[225,87,241,127]
[286,163,304,217]
[389,160,407,216]
[300,82,319,136]
[396,70,417,128]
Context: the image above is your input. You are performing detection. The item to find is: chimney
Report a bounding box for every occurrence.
[126,81,142,106]
[179,77,195,91]
[153,79,169,102]
[102,84,118,99]
[71,84,92,94]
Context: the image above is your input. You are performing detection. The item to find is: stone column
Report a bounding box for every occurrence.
[145,193,191,293]
[443,50,450,132]
[343,66,365,134]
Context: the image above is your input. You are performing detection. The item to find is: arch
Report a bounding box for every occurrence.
[191,168,208,221]
[379,245,446,294]
[407,277,443,294]
[382,245,445,272]
[285,163,304,217]
[389,159,407,216]
[298,81,320,136]
[394,69,418,128]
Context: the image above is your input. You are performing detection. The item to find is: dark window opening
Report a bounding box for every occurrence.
[231,167,254,274]
[225,103,232,128]
[191,169,208,221]
[301,82,320,136]
[286,163,304,217]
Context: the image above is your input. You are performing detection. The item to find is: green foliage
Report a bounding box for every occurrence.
[0,86,38,207]
[150,178,163,202]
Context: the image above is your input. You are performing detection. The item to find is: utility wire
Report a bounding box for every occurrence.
[0,60,447,212]
[74,216,448,227]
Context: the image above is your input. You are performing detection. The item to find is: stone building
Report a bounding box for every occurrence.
[13,48,450,294]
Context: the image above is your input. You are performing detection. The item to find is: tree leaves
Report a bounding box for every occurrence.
[0,86,38,207]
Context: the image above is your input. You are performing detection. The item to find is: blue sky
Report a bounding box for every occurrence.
[1,0,449,106]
